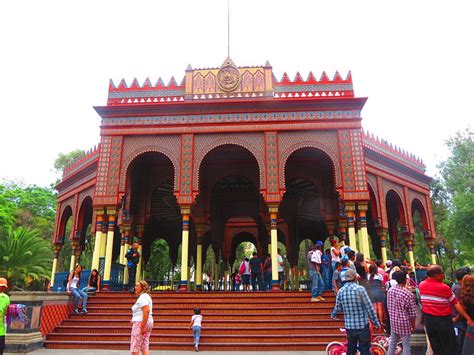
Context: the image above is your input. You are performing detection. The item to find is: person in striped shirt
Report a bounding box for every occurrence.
[419,265,473,355]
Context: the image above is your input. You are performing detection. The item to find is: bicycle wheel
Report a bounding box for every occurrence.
[372,335,389,348]
[325,341,345,355]
[370,342,387,355]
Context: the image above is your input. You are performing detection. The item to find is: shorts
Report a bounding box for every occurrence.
[130,319,153,352]
[242,274,250,286]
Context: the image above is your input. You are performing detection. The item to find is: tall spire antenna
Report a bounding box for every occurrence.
[227,0,230,58]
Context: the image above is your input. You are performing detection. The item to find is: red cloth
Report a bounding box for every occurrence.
[419,278,457,316]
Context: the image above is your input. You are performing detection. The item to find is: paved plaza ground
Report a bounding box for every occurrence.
[6,350,325,355]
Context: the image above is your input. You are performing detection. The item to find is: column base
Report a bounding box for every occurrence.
[271,281,280,291]
[195,284,202,291]
[101,281,111,291]
[178,281,188,292]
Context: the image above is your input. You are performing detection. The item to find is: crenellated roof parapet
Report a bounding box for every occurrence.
[362,129,426,173]
[273,70,354,99]
[62,145,100,179]
[106,59,354,106]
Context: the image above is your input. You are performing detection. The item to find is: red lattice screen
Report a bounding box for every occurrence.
[40,304,73,336]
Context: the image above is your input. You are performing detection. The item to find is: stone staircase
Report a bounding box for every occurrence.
[44,291,345,351]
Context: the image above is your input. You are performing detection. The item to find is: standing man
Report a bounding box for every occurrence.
[386,270,417,355]
[125,242,140,293]
[308,242,325,302]
[0,278,10,355]
[249,252,263,291]
[419,265,473,355]
[330,269,380,355]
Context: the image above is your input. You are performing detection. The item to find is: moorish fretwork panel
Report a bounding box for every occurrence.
[193,133,266,192]
[119,135,181,192]
[278,130,341,188]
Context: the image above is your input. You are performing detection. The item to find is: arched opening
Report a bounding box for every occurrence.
[57,206,73,272]
[76,197,93,268]
[126,152,178,279]
[412,199,430,265]
[196,144,264,278]
[367,185,381,259]
[386,190,406,260]
[231,236,258,271]
[281,147,338,268]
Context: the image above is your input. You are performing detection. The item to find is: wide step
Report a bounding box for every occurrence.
[45,291,343,351]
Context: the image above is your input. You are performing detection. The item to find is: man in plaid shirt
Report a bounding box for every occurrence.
[387,270,417,355]
[330,269,380,355]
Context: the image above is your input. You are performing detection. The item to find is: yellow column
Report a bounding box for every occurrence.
[269,205,279,291]
[378,229,388,264]
[99,214,108,258]
[405,233,415,269]
[357,203,371,260]
[123,228,130,286]
[91,212,104,271]
[103,209,117,289]
[51,257,58,287]
[423,231,437,265]
[338,220,348,247]
[179,206,190,291]
[345,204,357,252]
[195,225,204,291]
[135,226,144,282]
[119,227,125,265]
[69,253,76,272]
[50,245,61,288]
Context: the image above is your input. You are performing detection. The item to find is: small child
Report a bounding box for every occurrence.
[189,307,202,352]
[234,270,241,291]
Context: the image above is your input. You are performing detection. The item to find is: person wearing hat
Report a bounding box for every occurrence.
[331,269,380,354]
[0,278,10,355]
[307,242,325,302]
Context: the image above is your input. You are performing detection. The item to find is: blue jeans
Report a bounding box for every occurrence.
[251,272,263,291]
[322,264,331,290]
[71,288,88,309]
[192,326,201,346]
[310,270,324,298]
[264,271,272,291]
[388,331,411,355]
[81,287,97,293]
[346,324,370,355]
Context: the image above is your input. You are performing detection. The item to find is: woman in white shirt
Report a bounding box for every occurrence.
[130,280,153,355]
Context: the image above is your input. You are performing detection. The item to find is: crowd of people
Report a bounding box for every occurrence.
[303,240,474,355]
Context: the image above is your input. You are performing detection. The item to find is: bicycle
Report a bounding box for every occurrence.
[326,324,386,354]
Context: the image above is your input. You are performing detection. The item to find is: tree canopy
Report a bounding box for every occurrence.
[433,128,474,276]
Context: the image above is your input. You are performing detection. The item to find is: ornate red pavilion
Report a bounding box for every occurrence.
[51,58,436,290]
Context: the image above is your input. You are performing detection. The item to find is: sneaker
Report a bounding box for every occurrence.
[81,308,88,314]
[73,308,80,314]
[311,297,320,302]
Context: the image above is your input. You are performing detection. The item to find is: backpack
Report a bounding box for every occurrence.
[62,272,72,289]
[239,261,246,275]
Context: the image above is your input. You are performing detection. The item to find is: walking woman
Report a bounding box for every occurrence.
[67,264,88,314]
[130,280,153,355]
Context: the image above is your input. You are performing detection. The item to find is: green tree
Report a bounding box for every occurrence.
[432,128,474,277]
[145,239,171,280]
[0,182,56,240]
[0,227,52,289]
[54,149,85,173]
